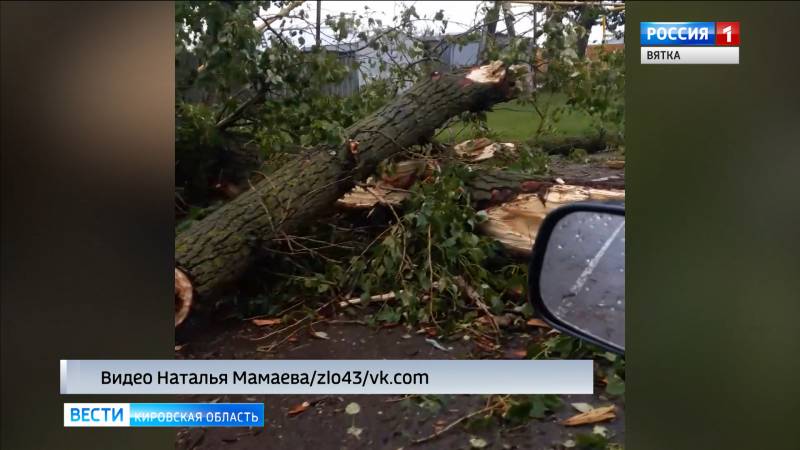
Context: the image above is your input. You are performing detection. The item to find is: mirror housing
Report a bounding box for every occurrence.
[528,202,625,354]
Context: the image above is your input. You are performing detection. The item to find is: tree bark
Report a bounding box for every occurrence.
[574,5,601,59]
[466,168,623,208]
[337,165,624,210]
[530,132,619,156]
[501,2,516,37]
[478,182,624,256]
[335,166,624,258]
[175,62,515,312]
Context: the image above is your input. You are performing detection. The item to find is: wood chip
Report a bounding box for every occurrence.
[311,331,330,340]
[506,348,528,359]
[287,401,310,416]
[339,291,397,308]
[175,268,193,327]
[466,61,506,83]
[561,405,616,426]
[251,318,282,326]
[526,318,551,328]
[454,138,516,162]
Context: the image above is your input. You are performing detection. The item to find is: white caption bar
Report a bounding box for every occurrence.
[60,360,593,395]
[641,46,739,64]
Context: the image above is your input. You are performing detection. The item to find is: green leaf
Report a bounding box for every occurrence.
[469,437,488,449]
[505,401,532,422]
[574,432,610,449]
[605,375,625,396]
[376,308,401,324]
[345,402,361,415]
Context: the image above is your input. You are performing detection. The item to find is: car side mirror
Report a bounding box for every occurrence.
[528,202,625,354]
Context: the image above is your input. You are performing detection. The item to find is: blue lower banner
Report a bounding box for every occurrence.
[64,403,264,427]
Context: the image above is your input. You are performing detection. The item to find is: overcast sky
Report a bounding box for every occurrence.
[262,1,621,46]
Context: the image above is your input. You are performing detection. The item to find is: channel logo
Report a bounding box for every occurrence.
[64,403,264,427]
[714,22,740,46]
[64,403,129,427]
[640,21,740,64]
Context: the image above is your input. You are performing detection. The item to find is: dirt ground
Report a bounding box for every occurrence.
[175,319,624,450]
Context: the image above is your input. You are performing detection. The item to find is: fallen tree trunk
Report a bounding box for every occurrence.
[478,185,624,256]
[336,166,624,256]
[337,165,624,210]
[530,132,620,155]
[466,168,623,207]
[175,62,516,320]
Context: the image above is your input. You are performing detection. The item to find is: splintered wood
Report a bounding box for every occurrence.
[175,268,193,327]
[337,160,426,208]
[337,185,409,208]
[465,60,506,83]
[479,185,624,256]
[336,136,624,257]
[454,138,516,162]
[338,138,516,209]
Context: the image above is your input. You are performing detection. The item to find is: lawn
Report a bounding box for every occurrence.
[437,92,603,144]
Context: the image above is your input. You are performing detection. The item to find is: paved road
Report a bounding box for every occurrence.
[176,322,625,450]
[539,211,625,349]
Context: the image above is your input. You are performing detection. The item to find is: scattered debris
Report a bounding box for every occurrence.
[562,405,616,426]
[345,402,361,415]
[411,406,494,445]
[570,402,595,413]
[506,348,528,359]
[455,138,516,162]
[339,291,398,308]
[526,318,551,328]
[311,331,330,340]
[478,313,515,328]
[469,436,489,448]
[287,401,310,416]
[425,338,452,352]
[591,175,620,182]
[344,402,363,438]
[347,426,364,439]
[251,318,282,326]
[593,425,610,437]
[286,396,332,417]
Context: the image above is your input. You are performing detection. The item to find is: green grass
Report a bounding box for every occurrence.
[437,92,602,144]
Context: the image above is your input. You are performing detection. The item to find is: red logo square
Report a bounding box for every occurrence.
[716,22,740,46]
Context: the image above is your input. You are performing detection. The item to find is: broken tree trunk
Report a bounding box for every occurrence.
[336,166,624,257]
[466,168,623,207]
[531,132,620,155]
[478,185,624,256]
[175,62,516,321]
[338,165,624,210]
